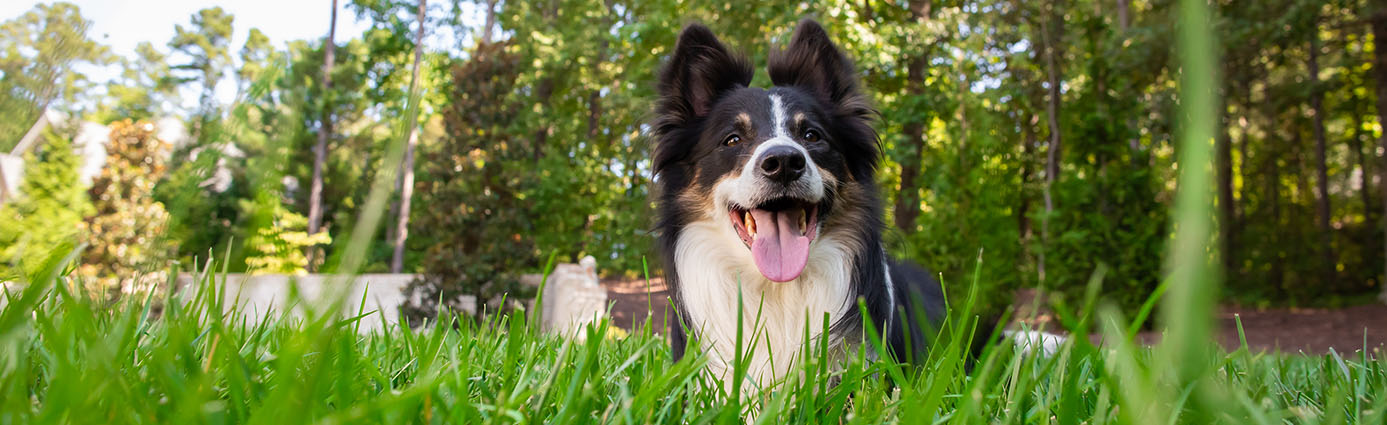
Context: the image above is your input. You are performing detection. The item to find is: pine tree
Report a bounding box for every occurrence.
[0,133,93,279]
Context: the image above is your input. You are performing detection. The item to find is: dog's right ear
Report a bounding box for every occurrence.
[656,24,753,125]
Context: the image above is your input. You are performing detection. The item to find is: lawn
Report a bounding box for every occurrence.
[2,0,1385,423]
[1,249,1384,424]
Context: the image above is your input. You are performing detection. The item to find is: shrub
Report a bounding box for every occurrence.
[80,119,173,294]
[242,196,330,275]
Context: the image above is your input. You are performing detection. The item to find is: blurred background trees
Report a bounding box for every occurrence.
[1,0,1385,314]
[0,2,110,152]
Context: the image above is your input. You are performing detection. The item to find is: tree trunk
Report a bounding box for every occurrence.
[1116,0,1130,31]
[1038,1,1064,284]
[531,79,554,162]
[893,0,932,233]
[1370,2,1387,301]
[1216,103,1236,277]
[11,103,52,157]
[1238,84,1253,225]
[1019,112,1037,277]
[306,0,338,270]
[1309,29,1335,287]
[1353,97,1372,224]
[390,0,428,273]
[1268,146,1284,292]
[481,0,498,44]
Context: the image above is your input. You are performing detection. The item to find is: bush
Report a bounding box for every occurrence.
[242,195,330,275]
[80,119,173,294]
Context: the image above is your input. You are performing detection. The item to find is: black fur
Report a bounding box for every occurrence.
[652,19,950,365]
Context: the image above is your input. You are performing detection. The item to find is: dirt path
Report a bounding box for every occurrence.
[601,278,1387,354]
[1205,304,1386,353]
[603,277,675,332]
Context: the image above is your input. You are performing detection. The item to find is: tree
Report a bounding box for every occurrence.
[0,2,110,150]
[243,198,331,275]
[0,133,92,280]
[103,42,178,122]
[1308,15,1335,287]
[168,7,234,144]
[405,40,532,320]
[390,0,427,273]
[306,0,338,270]
[1372,0,1387,301]
[1038,0,1065,283]
[236,28,275,99]
[892,0,934,234]
[81,120,173,294]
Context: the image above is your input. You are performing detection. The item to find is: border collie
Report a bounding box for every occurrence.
[651,19,951,388]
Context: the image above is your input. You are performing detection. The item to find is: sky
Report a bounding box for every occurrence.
[1,0,376,108]
[2,0,373,63]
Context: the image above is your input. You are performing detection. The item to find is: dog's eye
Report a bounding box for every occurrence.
[803,129,821,143]
[723,134,742,147]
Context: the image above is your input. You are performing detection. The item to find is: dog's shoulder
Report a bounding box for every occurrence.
[885,259,946,325]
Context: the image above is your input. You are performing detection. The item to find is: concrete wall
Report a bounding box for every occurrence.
[175,273,450,333]
[1,259,612,334]
[174,264,609,335]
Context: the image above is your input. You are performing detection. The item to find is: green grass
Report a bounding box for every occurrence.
[0,246,1384,424]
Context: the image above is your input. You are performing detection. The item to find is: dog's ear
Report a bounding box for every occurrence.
[657,24,753,123]
[770,19,879,178]
[768,19,864,109]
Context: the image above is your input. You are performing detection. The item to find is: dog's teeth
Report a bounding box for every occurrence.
[745,212,756,236]
[798,210,807,235]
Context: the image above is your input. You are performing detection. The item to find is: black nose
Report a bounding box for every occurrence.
[758,145,807,184]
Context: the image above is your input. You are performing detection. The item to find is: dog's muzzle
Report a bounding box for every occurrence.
[719,139,826,282]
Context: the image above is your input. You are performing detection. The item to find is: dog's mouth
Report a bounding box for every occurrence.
[728,197,820,282]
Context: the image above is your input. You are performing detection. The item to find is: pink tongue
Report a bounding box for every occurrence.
[749,209,810,282]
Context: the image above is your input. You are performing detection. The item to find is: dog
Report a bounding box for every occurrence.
[650,19,955,389]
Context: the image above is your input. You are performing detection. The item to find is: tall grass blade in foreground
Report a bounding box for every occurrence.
[1151,0,1226,421]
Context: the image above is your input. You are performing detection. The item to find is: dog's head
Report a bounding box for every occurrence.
[653,19,879,283]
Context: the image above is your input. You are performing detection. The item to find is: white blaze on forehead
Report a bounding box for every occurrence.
[712,92,827,212]
[770,94,790,139]
[753,93,818,183]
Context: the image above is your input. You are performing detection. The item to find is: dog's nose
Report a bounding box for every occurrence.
[758,145,807,184]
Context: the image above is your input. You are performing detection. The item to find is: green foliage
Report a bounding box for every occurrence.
[155,142,247,267]
[0,1,111,150]
[80,120,173,293]
[0,133,92,279]
[242,198,331,275]
[100,42,178,122]
[167,6,235,144]
[406,41,534,319]
[1039,4,1171,311]
[275,36,375,238]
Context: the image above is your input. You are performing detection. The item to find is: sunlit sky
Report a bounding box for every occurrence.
[2,1,373,57]
[1,1,385,108]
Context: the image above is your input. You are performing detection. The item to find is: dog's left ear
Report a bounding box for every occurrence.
[657,24,754,123]
[768,19,864,109]
[770,19,879,177]
[653,24,753,176]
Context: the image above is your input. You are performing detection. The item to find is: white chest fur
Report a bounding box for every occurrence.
[673,217,858,388]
